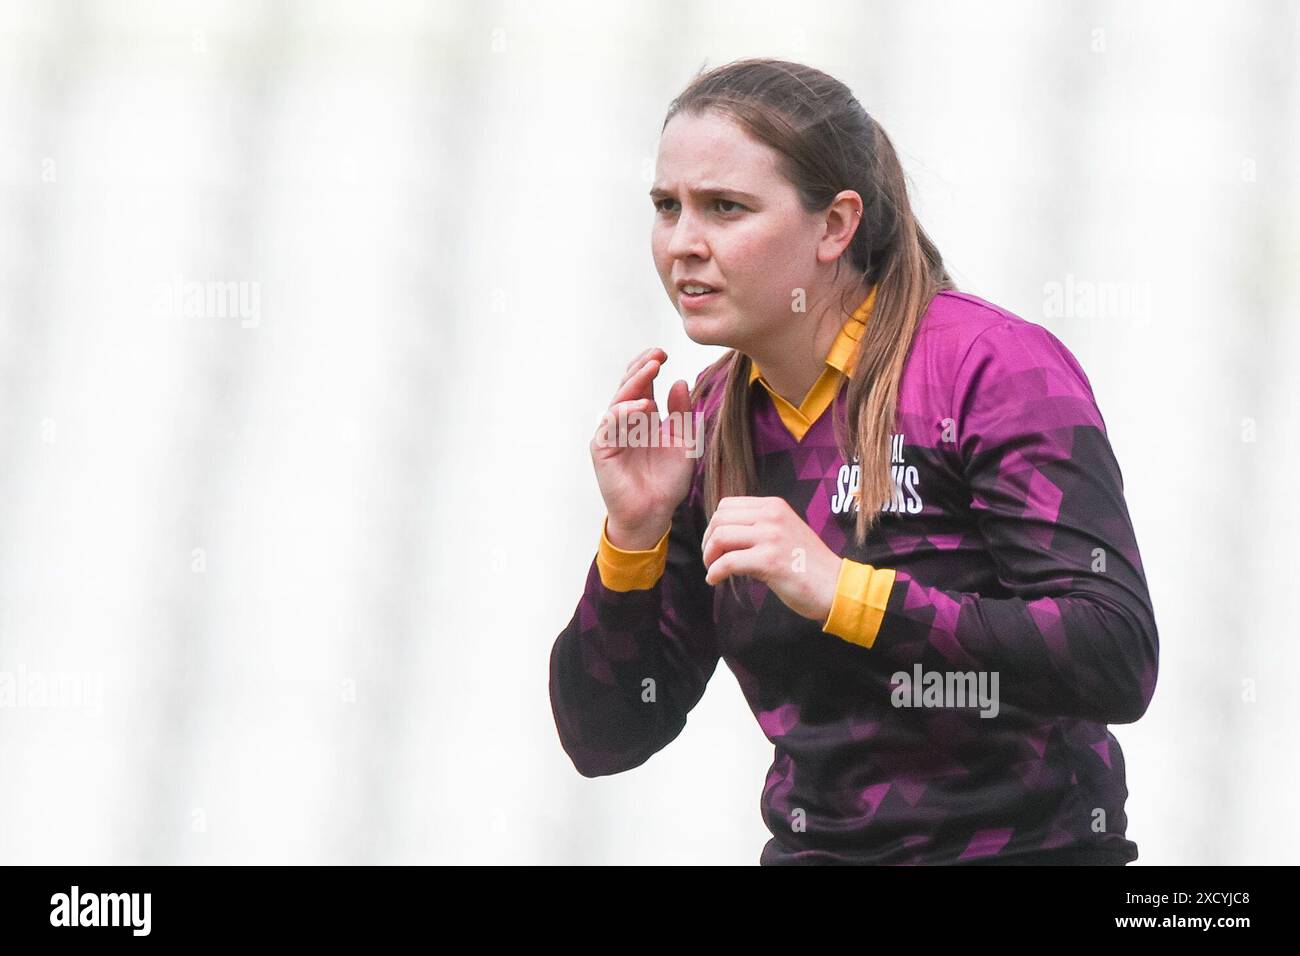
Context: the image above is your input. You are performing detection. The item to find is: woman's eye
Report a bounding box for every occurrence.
[653,198,743,214]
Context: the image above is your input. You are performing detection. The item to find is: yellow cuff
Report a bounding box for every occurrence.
[596,516,671,591]
[822,558,896,649]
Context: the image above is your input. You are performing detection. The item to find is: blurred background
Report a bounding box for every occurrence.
[0,0,1295,864]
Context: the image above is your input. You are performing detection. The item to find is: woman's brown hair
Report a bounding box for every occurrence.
[668,58,953,599]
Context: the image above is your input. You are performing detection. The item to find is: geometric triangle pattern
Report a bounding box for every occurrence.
[551,291,1157,865]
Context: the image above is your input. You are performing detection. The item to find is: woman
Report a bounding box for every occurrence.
[548,58,1159,865]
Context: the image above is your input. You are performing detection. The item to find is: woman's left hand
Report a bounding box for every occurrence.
[701,495,843,624]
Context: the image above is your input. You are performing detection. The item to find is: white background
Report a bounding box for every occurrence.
[0,0,1296,864]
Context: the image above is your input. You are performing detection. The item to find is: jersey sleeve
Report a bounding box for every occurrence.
[822,320,1159,725]
[548,396,720,777]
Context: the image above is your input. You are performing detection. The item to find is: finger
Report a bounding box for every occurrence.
[705,500,763,527]
[625,347,665,374]
[704,549,757,587]
[615,349,666,395]
[701,508,761,557]
[592,398,654,451]
[705,500,763,536]
[611,356,662,408]
[703,496,791,555]
[664,379,691,443]
[701,524,761,569]
[616,351,658,389]
[716,496,770,510]
[715,496,787,524]
[609,363,658,415]
[666,378,690,415]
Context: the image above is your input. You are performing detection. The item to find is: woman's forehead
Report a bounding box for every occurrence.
[655,113,780,190]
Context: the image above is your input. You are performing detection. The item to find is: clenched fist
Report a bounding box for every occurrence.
[701,496,844,624]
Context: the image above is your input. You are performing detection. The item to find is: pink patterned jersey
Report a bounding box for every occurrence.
[549,290,1159,865]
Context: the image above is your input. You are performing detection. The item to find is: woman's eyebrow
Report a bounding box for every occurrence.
[649,183,760,203]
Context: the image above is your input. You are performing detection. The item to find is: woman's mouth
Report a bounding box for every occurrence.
[679,284,722,309]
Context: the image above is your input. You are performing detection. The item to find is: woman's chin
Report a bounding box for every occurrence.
[680,312,734,347]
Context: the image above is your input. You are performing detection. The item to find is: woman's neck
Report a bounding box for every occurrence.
[749,279,868,406]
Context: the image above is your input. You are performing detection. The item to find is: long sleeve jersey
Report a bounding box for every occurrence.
[549,288,1159,865]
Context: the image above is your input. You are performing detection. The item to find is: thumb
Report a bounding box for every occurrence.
[665,379,690,443]
[666,378,689,415]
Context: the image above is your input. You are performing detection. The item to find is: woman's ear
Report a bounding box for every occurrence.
[817,190,864,263]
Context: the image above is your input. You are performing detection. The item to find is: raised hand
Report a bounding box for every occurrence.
[591,348,697,550]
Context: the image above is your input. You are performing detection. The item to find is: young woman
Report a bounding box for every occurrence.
[549,58,1159,865]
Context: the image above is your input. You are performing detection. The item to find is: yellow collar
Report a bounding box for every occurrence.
[748,286,877,441]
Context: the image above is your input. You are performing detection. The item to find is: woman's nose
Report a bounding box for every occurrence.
[666,211,709,260]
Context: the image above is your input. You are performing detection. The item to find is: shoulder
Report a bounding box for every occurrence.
[914,289,1051,354]
[904,289,1096,403]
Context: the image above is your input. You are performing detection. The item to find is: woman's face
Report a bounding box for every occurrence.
[650,109,830,352]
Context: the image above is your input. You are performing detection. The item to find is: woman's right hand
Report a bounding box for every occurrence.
[591,348,696,551]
